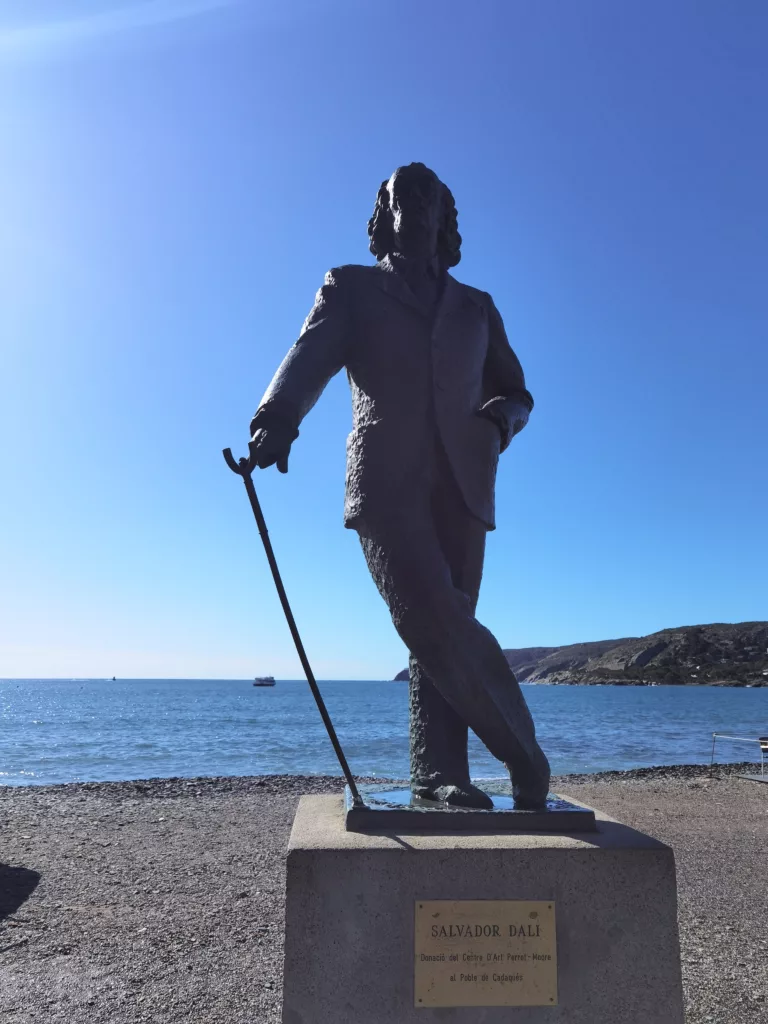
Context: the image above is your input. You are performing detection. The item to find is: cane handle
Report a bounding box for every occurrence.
[222,447,251,476]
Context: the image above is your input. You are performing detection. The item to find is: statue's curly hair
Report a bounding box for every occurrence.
[367,163,462,268]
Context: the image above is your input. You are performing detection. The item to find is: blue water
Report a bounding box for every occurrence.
[0,679,766,786]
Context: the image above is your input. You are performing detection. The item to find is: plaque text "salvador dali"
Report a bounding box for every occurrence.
[414,900,557,1008]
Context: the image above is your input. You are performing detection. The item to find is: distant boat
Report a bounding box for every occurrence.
[112,676,116,681]
[253,676,276,687]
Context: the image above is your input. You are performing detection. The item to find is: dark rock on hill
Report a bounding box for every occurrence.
[394,622,768,686]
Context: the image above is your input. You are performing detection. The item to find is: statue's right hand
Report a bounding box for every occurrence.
[248,427,292,474]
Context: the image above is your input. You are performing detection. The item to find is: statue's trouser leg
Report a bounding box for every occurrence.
[408,655,471,790]
[407,475,486,791]
[358,494,550,803]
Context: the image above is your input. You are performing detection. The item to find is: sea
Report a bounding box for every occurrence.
[0,678,766,787]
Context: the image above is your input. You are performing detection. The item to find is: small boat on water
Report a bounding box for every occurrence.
[253,676,276,687]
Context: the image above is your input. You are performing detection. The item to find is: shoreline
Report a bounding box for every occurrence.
[1,762,766,1022]
[0,759,763,798]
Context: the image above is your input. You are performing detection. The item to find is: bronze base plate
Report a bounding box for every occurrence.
[345,784,597,833]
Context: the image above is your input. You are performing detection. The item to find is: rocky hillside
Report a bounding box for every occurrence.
[395,622,768,685]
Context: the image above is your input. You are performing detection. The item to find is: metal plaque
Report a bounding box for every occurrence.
[414,900,557,1007]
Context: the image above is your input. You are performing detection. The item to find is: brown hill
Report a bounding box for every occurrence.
[394,622,768,685]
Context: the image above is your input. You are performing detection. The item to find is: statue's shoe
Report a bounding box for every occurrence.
[512,792,549,810]
[505,760,550,811]
[412,782,494,810]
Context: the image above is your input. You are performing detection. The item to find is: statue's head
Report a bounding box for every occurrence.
[367,163,462,268]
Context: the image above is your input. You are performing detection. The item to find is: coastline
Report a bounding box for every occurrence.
[527,679,768,686]
[0,758,763,797]
[1,763,766,1022]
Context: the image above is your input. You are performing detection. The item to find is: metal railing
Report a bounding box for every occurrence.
[710,733,767,775]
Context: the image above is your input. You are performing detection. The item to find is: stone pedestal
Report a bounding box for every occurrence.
[282,795,684,1023]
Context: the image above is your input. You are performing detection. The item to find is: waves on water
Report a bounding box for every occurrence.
[0,678,765,786]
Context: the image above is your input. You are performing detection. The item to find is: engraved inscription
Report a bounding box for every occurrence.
[414,900,557,1007]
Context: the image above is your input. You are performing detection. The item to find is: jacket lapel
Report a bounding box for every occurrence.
[431,273,463,338]
[371,258,473,333]
[372,256,429,315]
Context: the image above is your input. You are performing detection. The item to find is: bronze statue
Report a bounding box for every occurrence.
[248,163,550,809]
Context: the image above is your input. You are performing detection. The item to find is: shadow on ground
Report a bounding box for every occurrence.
[0,863,41,921]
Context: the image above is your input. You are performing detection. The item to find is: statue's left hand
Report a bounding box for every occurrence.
[478,398,530,450]
[477,404,506,438]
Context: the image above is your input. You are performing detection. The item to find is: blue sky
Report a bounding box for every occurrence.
[1,0,766,679]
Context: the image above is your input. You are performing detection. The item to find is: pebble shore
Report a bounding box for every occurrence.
[1,762,766,1022]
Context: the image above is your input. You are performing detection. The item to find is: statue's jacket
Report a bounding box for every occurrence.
[253,256,533,532]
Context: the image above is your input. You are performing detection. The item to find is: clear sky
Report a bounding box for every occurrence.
[1,1,766,679]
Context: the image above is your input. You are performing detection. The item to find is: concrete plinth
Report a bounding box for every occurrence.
[282,795,684,1023]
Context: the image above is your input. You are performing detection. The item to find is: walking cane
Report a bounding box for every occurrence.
[223,447,364,807]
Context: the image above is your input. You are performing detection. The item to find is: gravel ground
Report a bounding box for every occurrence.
[1,764,766,1023]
